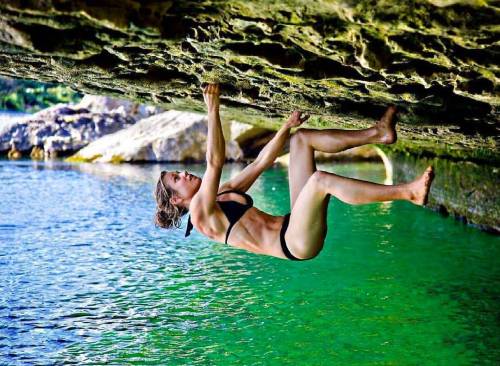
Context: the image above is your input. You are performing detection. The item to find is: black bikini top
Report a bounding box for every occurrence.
[185,190,254,244]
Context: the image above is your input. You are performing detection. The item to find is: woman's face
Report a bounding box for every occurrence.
[161,170,201,202]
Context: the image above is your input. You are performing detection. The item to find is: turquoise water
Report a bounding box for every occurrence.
[1,159,498,365]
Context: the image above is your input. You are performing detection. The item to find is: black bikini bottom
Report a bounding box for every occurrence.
[280,213,305,261]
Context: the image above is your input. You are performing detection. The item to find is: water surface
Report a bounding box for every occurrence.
[1,159,498,365]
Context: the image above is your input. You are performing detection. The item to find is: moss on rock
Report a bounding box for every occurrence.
[65,154,103,163]
[0,0,498,162]
[389,152,499,233]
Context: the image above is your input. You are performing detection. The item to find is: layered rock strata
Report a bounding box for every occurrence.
[0,0,497,163]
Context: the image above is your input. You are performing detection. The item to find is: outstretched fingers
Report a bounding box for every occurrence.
[203,83,220,94]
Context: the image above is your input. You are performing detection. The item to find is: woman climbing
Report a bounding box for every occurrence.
[154,84,434,260]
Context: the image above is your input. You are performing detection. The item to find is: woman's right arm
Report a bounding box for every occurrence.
[191,84,225,217]
[204,84,225,167]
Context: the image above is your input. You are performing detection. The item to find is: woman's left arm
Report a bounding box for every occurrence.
[218,111,309,193]
[255,111,309,168]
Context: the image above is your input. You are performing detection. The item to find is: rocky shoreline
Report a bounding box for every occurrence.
[0,95,162,159]
[0,96,265,163]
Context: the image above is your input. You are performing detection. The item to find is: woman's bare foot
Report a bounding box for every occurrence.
[409,166,435,206]
[376,105,397,144]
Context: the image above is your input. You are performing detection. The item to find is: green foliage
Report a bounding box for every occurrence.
[0,77,83,112]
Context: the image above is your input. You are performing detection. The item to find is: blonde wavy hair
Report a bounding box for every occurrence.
[154,171,188,229]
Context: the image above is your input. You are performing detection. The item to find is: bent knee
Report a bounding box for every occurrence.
[308,170,328,191]
[290,239,325,260]
[290,129,307,147]
[295,245,324,260]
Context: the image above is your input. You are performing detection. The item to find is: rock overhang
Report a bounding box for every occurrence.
[0,0,498,163]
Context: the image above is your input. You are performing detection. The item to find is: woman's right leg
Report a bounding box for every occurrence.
[297,105,397,154]
[285,167,434,259]
[289,106,397,207]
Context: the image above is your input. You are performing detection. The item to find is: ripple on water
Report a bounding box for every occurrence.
[0,160,498,365]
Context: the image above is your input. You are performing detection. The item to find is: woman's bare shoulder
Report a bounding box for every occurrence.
[189,201,227,239]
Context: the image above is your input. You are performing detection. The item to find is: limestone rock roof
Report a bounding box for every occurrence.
[0,0,498,162]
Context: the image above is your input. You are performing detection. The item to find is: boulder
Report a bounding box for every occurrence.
[230,121,271,146]
[67,110,243,163]
[75,95,163,120]
[0,103,136,156]
[230,121,274,158]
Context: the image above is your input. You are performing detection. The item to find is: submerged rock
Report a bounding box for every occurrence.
[0,0,497,163]
[30,146,44,160]
[67,110,243,163]
[7,145,21,159]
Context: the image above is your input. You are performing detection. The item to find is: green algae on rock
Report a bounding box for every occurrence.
[389,152,500,233]
[0,0,498,162]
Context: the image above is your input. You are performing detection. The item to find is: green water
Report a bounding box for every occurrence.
[1,160,498,365]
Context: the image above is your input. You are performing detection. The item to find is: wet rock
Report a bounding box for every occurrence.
[30,146,44,160]
[7,145,21,159]
[0,0,497,163]
[390,152,499,234]
[67,111,243,163]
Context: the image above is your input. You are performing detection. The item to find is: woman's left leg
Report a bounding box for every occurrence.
[284,172,331,259]
[284,167,434,259]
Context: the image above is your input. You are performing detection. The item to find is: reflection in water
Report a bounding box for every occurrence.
[29,159,254,186]
[0,159,498,365]
[373,146,393,185]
